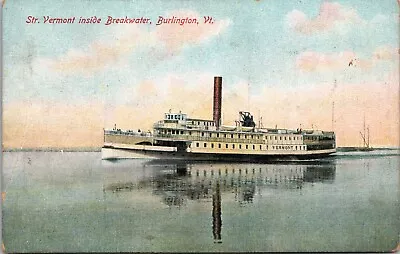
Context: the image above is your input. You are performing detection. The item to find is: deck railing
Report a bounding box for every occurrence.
[104,130,152,137]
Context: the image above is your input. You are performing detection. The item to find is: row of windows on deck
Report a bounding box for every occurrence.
[267,135,302,141]
[159,129,262,139]
[159,128,304,141]
[166,114,186,120]
[193,142,263,150]
[187,121,215,126]
[191,142,306,151]
[303,136,334,141]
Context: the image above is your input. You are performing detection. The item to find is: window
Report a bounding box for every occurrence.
[204,143,207,148]
[218,144,221,148]
[224,134,227,138]
[289,137,291,140]
[260,145,262,150]
[189,131,192,135]
[180,131,184,134]
[231,134,234,138]
[172,130,175,134]
[246,145,248,149]
[217,133,219,138]
[253,145,255,149]
[211,143,214,148]
[196,142,199,147]
[295,146,297,150]
[284,137,286,140]
[232,144,235,149]
[245,135,247,139]
[280,136,282,140]
[251,135,254,139]
[226,144,228,148]
[238,134,241,138]
[239,144,242,149]
[209,133,212,137]
[274,136,277,140]
[201,132,204,137]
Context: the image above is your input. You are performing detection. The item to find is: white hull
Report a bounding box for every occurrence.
[102,144,336,161]
[102,147,157,160]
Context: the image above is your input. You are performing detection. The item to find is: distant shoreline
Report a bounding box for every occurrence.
[2,147,399,152]
[3,147,101,152]
[336,147,400,152]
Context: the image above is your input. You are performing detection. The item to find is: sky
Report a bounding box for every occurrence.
[2,0,399,148]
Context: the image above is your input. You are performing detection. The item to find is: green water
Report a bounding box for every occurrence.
[2,151,399,252]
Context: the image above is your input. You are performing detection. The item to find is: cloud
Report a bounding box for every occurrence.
[44,26,155,75]
[287,2,363,35]
[373,45,399,61]
[296,51,356,72]
[296,46,398,72]
[41,10,230,75]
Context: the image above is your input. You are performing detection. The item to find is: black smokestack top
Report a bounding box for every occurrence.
[213,77,222,129]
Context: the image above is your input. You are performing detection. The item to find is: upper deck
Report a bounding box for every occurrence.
[153,112,334,136]
[154,112,218,131]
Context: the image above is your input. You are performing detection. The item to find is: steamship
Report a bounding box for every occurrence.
[102,77,336,161]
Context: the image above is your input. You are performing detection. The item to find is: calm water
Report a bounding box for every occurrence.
[2,151,399,252]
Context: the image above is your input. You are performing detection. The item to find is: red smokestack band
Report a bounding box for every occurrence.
[213,76,222,129]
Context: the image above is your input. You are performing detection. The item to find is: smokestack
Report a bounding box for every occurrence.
[213,76,222,129]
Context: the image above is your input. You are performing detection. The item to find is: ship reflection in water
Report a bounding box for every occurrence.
[105,161,336,243]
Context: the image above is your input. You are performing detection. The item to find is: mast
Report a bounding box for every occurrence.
[363,113,366,147]
[359,114,371,149]
[331,101,335,131]
[247,81,250,111]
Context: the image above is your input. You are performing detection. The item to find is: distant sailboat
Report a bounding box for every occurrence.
[358,114,373,152]
[339,113,374,152]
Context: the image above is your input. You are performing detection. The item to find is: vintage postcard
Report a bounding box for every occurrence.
[1,0,399,253]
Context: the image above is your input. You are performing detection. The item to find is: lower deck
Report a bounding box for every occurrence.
[102,144,336,161]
